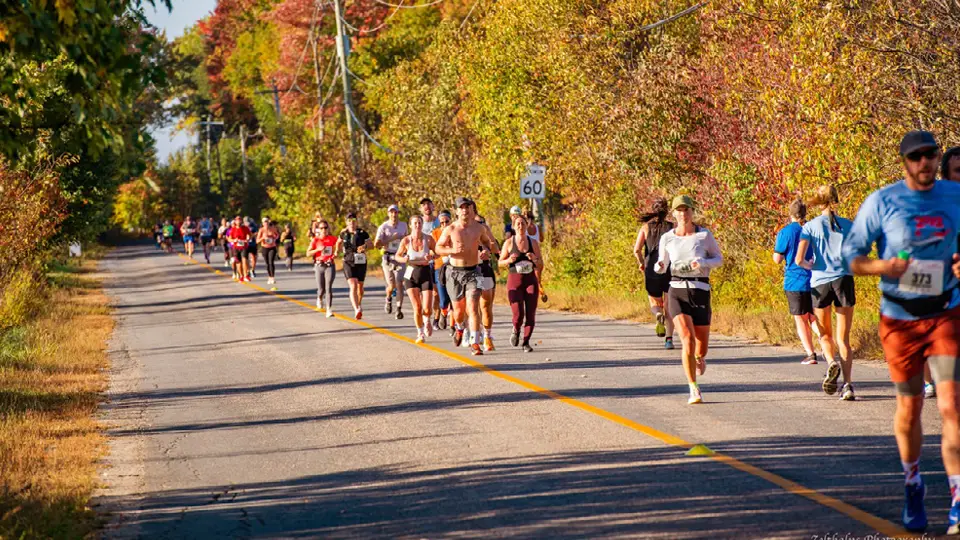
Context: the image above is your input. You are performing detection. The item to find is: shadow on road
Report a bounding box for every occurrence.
[98,438,939,539]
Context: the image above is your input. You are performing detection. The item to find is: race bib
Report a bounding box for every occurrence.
[234,239,247,247]
[899,259,945,296]
[515,260,534,274]
[388,239,401,252]
[322,246,333,256]
[353,252,367,265]
[404,265,415,280]
[264,237,276,246]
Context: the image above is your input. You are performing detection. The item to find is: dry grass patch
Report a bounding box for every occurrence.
[0,257,112,539]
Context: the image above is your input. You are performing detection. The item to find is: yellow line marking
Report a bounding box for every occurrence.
[176,252,910,537]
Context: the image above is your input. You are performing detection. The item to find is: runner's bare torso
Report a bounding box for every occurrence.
[438,216,495,267]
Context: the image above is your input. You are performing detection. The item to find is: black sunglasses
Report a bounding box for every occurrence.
[906,148,939,162]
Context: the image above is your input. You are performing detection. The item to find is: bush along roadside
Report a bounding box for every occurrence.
[0,247,112,539]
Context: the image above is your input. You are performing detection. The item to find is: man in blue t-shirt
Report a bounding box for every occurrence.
[843,130,960,534]
[773,199,820,365]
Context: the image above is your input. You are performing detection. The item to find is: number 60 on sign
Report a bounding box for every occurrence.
[520,164,546,199]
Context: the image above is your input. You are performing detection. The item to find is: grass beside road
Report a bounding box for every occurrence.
[0,252,112,539]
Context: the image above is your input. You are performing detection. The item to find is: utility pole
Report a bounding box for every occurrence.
[310,30,325,143]
[271,83,287,158]
[332,0,359,169]
[239,124,249,185]
[205,115,213,183]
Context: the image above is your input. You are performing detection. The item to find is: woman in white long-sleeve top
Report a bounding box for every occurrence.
[655,194,724,404]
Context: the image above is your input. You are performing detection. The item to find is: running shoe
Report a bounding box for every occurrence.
[425,318,433,337]
[453,328,464,347]
[471,343,483,356]
[432,320,440,332]
[326,309,334,318]
[438,315,447,330]
[696,356,706,376]
[664,337,674,350]
[903,481,927,533]
[232,274,239,281]
[925,383,937,399]
[385,299,392,314]
[462,335,471,348]
[317,298,322,309]
[356,309,363,320]
[801,353,818,365]
[396,309,404,320]
[947,498,960,535]
[522,343,533,353]
[251,270,257,278]
[416,331,425,344]
[822,361,841,395]
[484,337,495,352]
[688,386,703,405]
[655,313,666,338]
[840,383,855,401]
[510,330,520,347]
[224,261,230,268]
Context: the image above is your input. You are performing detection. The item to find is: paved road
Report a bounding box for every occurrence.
[96,243,949,539]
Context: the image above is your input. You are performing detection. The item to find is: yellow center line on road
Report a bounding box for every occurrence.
[177,253,911,538]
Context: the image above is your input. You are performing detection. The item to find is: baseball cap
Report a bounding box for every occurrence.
[509,205,522,216]
[387,204,399,212]
[671,194,696,210]
[899,130,939,156]
[455,196,474,208]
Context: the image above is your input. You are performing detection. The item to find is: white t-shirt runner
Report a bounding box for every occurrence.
[655,227,723,291]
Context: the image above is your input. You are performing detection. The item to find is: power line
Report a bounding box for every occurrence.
[640,1,707,32]
[371,0,443,9]
[340,0,403,35]
[346,104,403,155]
[284,0,325,96]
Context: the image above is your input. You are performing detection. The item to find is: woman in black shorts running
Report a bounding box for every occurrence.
[655,194,723,405]
[633,197,675,349]
[335,212,372,319]
[395,215,437,343]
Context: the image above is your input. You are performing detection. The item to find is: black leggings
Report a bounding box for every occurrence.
[507,272,539,343]
[284,242,294,270]
[263,247,278,277]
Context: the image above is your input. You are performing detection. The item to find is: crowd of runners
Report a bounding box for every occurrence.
[152,132,960,535]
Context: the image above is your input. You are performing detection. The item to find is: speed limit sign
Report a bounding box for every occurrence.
[520,164,546,199]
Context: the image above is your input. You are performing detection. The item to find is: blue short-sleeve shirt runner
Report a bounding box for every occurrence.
[774,222,813,292]
[800,213,854,287]
[843,179,960,321]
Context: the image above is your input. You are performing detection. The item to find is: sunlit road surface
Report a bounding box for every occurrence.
[96,243,946,539]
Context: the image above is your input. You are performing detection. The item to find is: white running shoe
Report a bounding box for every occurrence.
[316,298,322,309]
[326,309,334,318]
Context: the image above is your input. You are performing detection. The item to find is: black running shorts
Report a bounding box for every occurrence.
[785,291,813,316]
[343,262,367,282]
[812,275,856,309]
[668,286,712,326]
[403,265,434,291]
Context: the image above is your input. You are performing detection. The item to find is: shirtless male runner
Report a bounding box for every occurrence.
[435,197,499,356]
